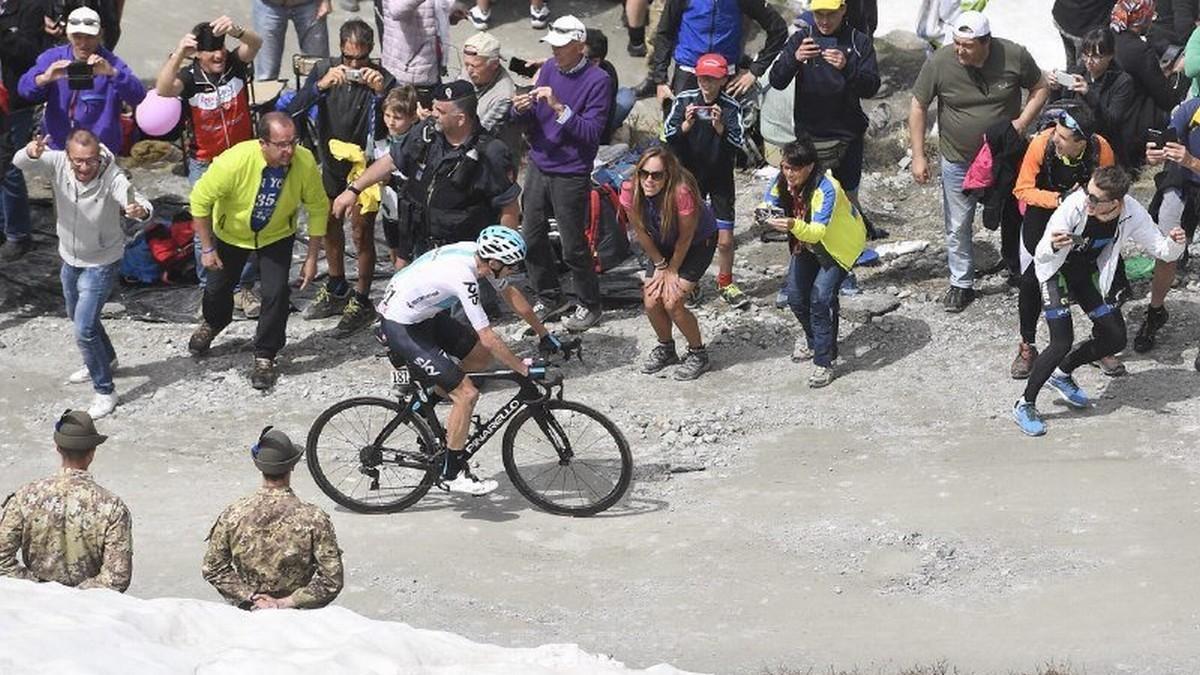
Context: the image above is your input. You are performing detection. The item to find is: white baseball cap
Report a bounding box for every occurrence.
[541,15,586,47]
[953,11,991,40]
[66,7,102,36]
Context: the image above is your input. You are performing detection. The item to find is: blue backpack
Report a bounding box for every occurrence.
[120,236,161,285]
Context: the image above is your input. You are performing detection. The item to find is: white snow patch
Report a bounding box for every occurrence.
[878,1,1068,71]
[0,578,699,675]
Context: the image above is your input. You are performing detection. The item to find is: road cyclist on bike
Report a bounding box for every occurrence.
[375,225,566,495]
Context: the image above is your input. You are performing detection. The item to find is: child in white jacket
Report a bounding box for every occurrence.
[14,129,152,419]
[1013,166,1185,437]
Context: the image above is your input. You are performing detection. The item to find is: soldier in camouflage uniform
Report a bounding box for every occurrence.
[202,426,343,610]
[0,410,132,591]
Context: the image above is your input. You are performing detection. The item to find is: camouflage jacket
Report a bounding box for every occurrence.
[0,468,133,592]
[202,486,343,609]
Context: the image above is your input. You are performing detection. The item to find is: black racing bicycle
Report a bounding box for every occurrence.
[305,342,633,517]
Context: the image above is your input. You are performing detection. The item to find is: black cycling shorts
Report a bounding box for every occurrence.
[644,236,717,284]
[380,313,479,392]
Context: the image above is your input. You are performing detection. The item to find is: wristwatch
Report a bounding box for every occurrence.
[347,184,362,195]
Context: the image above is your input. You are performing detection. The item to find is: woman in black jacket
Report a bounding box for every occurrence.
[1111,0,1175,166]
[1058,28,1137,165]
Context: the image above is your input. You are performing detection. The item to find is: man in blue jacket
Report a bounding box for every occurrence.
[769,0,880,234]
[643,0,787,103]
[17,7,144,153]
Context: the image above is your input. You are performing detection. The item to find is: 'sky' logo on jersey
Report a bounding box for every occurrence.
[464,281,479,305]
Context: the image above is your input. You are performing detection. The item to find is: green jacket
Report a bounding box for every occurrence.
[190,140,329,249]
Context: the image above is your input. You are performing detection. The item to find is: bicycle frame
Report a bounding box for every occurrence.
[397,367,561,462]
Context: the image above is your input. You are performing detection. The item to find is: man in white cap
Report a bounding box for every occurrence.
[17,6,145,153]
[511,15,612,332]
[908,10,1048,313]
[460,31,520,158]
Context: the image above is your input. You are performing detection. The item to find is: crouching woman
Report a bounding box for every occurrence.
[768,138,866,388]
[621,147,718,381]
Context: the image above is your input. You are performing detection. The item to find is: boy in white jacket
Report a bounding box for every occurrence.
[1013,166,1185,436]
[14,129,152,419]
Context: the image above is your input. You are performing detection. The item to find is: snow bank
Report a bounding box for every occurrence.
[878,1,1068,71]
[0,579,697,675]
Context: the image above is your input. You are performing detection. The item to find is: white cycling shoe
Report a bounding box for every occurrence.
[441,473,498,496]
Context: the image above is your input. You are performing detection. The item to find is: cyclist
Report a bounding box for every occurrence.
[376,226,562,495]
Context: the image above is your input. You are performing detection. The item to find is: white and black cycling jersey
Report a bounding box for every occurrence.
[377,243,499,330]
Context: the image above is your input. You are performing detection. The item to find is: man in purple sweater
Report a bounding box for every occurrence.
[511,15,611,333]
[18,7,145,153]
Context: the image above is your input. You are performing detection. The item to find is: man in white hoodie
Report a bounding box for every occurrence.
[14,129,151,418]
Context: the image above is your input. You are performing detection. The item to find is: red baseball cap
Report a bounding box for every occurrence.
[694,53,729,78]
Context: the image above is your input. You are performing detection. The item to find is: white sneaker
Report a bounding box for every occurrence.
[87,392,119,419]
[442,473,499,496]
[468,5,490,29]
[791,336,813,363]
[529,2,550,29]
[68,358,119,384]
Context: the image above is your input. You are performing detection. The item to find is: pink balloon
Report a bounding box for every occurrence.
[135,91,182,137]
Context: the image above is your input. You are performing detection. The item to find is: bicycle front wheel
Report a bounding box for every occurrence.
[306,397,439,514]
[502,400,633,516]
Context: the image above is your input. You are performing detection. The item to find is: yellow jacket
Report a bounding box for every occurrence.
[787,172,866,271]
[190,140,330,250]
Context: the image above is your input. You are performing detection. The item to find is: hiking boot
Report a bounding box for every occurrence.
[719,282,750,309]
[775,289,789,309]
[627,41,647,57]
[188,322,221,356]
[808,364,834,388]
[1132,305,1168,353]
[673,347,711,381]
[238,287,262,320]
[442,472,499,496]
[303,284,350,320]
[0,237,31,262]
[792,335,813,363]
[942,286,976,313]
[1009,342,1037,380]
[250,357,278,391]
[640,342,679,374]
[529,2,550,29]
[468,5,490,29]
[1012,400,1046,437]
[630,77,657,99]
[335,295,377,336]
[69,358,119,384]
[685,286,702,309]
[562,305,601,333]
[840,273,861,296]
[1048,371,1090,408]
[87,391,119,419]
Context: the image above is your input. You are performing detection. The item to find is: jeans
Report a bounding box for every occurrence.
[521,164,601,309]
[189,157,258,289]
[607,87,636,139]
[61,261,120,394]
[0,108,34,242]
[202,235,295,359]
[785,249,848,368]
[940,158,980,289]
[252,0,330,81]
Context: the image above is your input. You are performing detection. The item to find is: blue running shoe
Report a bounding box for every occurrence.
[1048,372,1090,408]
[1012,400,1046,436]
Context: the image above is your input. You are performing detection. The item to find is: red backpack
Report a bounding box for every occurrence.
[585,182,632,273]
[145,216,196,283]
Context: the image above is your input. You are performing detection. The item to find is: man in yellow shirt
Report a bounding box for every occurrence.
[188,112,330,390]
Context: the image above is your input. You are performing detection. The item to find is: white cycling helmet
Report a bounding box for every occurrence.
[477,225,527,266]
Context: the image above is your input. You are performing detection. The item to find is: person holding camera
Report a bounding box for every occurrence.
[17,7,144,153]
[155,17,263,311]
[1131,94,1200,365]
[769,0,881,240]
[290,19,395,337]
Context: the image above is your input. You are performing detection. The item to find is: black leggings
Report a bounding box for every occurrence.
[1023,265,1127,404]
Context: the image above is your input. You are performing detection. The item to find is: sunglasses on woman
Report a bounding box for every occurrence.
[638,169,665,181]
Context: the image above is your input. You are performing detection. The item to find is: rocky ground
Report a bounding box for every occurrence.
[3,13,1200,675]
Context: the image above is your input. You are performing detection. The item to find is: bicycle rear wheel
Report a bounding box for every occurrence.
[501,400,633,516]
[306,396,439,514]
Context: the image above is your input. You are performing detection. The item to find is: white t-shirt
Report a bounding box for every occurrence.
[377,243,492,330]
